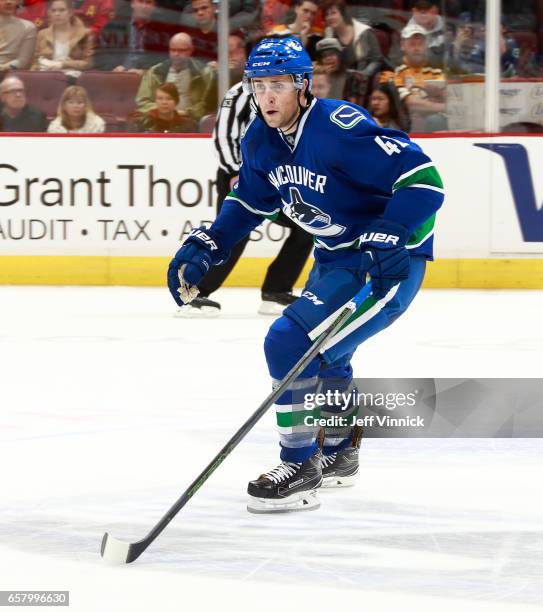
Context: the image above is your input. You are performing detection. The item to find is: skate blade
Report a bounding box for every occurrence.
[174,306,220,319]
[247,489,320,514]
[321,474,358,489]
[257,301,286,316]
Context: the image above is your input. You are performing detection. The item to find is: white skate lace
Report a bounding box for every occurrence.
[264,462,301,484]
[321,453,337,468]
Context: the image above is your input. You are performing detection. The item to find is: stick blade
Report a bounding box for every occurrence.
[100,532,131,564]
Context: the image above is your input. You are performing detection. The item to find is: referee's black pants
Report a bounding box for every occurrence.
[198,168,314,298]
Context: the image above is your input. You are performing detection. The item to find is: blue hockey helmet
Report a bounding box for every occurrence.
[243,37,313,94]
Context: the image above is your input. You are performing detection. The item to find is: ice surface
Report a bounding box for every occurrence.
[1,286,542,611]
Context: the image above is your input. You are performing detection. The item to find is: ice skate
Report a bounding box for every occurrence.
[321,426,363,488]
[258,292,298,316]
[247,450,322,513]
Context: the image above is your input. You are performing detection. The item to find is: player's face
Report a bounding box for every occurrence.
[252,75,305,131]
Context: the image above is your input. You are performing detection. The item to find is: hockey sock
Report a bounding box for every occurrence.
[274,376,321,463]
[264,315,321,463]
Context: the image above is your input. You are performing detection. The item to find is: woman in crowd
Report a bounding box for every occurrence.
[321,0,382,76]
[31,0,93,75]
[132,83,198,133]
[48,85,105,132]
[369,82,408,131]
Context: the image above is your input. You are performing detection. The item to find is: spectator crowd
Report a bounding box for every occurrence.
[1,0,543,133]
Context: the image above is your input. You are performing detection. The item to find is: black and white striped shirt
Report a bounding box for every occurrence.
[213,81,255,176]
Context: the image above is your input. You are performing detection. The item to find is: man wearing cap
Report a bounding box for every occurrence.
[406,0,445,68]
[380,23,446,132]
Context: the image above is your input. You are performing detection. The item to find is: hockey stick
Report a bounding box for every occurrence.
[101,281,373,564]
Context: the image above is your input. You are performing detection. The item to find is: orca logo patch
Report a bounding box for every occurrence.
[281,187,345,237]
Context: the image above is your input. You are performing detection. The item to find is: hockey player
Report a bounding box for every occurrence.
[168,37,444,513]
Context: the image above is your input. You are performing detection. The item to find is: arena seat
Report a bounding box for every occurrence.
[509,31,538,76]
[349,0,407,31]
[199,113,217,134]
[12,71,68,120]
[373,27,392,57]
[77,71,142,131]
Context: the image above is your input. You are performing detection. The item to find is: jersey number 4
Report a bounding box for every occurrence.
[374,135,408,155]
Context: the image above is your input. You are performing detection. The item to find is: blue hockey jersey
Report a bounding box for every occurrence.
[211,97,444,260]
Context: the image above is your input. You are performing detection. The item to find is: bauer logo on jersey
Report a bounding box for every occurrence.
[330,104,366,129]
[281,187,346,237]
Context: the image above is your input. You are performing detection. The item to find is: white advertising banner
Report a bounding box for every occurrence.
[0,136,290,257]
[0,134,542,258]
[411,136,543,257]
[485,139,543,254]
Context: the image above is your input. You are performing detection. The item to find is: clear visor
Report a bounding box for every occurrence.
[243,77,303,96]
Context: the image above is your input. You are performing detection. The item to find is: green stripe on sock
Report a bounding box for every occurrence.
[276,407,321,428]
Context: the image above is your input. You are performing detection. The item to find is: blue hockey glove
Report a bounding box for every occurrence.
[358,219,410,300]
[167,227,223,306]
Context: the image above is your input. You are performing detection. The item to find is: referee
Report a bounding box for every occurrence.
[177,80,314,317]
